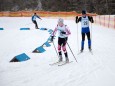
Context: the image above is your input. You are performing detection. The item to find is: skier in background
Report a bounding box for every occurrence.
[76,10,94,52]
[32,13,42,29]
[51,18,71,62]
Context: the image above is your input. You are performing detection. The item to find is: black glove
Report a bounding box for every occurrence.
[76,16,78,20]
[90,16,94,23]
[51,36,54,42]
[76,16,78,23]
[61,31,66,34]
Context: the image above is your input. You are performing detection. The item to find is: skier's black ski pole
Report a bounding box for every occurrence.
[77,23,79,52]
[66,42,78,63]
[52,41,59,58]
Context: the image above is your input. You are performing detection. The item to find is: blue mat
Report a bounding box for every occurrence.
[40,28,47,30]
[47,37,51,41]
[33,46,46,53]
[10,53,30,62]
[0,28,4,30]
[44,41,51,47]
[20,28,30,30]
[48,29,53,32]
[48,29,53,34]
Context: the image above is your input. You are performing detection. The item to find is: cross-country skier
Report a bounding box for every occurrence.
[76,10,94,52]
[51,18,71,62]
[32,13,42,29]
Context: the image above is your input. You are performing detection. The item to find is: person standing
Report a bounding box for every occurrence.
[51,18,71,62]
[32,13,42,29]
[76,10,94,52]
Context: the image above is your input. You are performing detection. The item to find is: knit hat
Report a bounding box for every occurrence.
[58,18,64,23]
[82,10,86,14]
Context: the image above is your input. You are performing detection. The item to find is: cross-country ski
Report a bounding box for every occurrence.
[58,61,73,66]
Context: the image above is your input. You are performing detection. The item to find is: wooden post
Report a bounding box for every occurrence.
[108,15,110,28]
[114,16,115,29]
[99,15,101,25]
[95,16,96,23]
[104,15,105,26]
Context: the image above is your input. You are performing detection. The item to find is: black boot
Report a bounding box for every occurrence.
[89,46,92,51]
[59,55,63,62]
[58,52,63,62]
[35,26,39,29]
[80,47,84,52]
[64,52,69,63]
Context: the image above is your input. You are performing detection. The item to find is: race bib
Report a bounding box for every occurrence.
[81,17,89,28]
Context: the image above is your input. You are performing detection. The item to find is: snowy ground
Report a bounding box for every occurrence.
[0,17,115,86]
